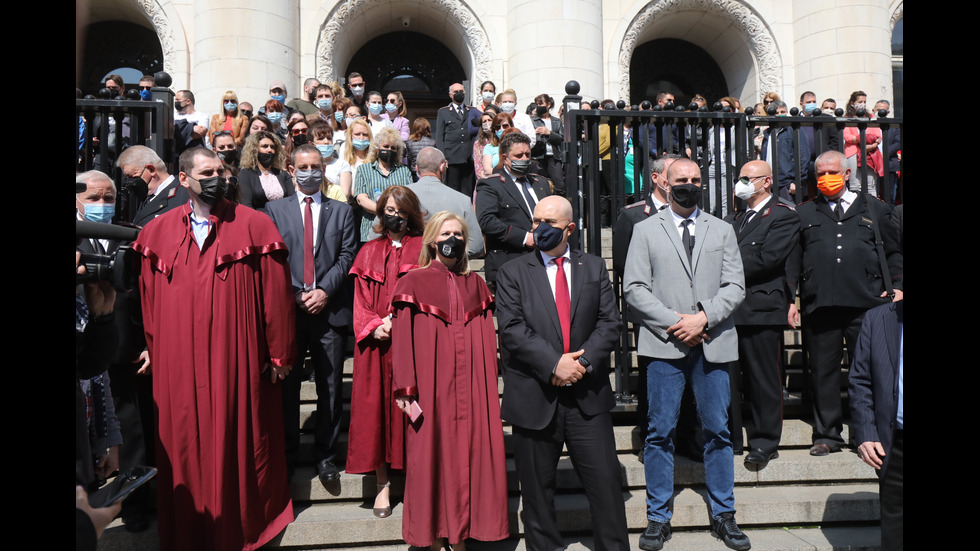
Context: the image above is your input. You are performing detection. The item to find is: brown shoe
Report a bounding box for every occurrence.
[809,443,832,456]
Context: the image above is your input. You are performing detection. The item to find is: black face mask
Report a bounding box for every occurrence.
[217,149,238,164]
[377,149,398,165]
[121,173,149,204]
[292,133,308,146]
[535,105,548,116]
[257,152,275,167]
[509,159,532,177]
[670,184,701,209]
[437,235,465,260]
[452,91,465,104]
[196,176,227,206]
[533,222,567,252]
[384,213,407,233]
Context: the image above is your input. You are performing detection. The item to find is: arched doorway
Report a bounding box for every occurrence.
[629,39,728,106]
[346,32,467,124]
[80,20,163,95]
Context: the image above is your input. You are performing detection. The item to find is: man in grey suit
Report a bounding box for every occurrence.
[406,147,483,257]
[624,159,749,551]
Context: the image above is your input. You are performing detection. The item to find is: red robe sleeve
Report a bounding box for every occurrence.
[261,249,297,368]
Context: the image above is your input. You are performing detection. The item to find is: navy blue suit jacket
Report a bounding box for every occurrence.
[848,300,903,474]
[264,194,357,327]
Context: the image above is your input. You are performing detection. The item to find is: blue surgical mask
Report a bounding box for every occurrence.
[316,144,334,158]
[803,102,819,115]
[267,112,283,124]
[368,103,383,115]
[345,118,358,128]
[139,89,152,101]
[385,103,397,113]
[495,129,503,139]
[334,111,344,123]
[317,98,333,111]
[352,139,370,151]
[82,203,115,224]
[224,101,237,112]
[271,94,286,104]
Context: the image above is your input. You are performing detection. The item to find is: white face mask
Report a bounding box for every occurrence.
[482,91,495,102]
[500,101,516,114]
[734,177,764,200]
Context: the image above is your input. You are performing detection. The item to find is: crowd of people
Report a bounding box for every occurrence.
[76,72,903,551]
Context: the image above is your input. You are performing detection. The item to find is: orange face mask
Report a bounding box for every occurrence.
[816,173,845,196]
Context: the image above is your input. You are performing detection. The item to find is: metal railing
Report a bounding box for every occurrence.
[76,87,176,175]
[561,105,903,400]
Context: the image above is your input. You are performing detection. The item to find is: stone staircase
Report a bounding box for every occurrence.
[102,229,881,550]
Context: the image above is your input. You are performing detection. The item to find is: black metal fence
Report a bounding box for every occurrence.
[76,87,177,176]
[561,107,903,400]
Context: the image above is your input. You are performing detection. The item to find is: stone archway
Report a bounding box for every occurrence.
[615,0,780,103]
[129,0,187,83]
[315,0,493,100]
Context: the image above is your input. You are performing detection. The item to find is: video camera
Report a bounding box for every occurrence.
[76,219,140,291]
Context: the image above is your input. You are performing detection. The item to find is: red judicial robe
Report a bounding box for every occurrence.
[133,200,296,551]
[391,261,509,547]
[347,234,424,474]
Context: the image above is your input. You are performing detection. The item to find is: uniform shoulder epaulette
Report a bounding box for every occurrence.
[166,186,177,199]
[624,200,646,210]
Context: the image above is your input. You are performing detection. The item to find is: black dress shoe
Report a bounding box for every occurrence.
[744,448,778,466]
[809,443,832,456]
[638,520,671,551]
[711,513,751,550]
[317,460,340,483]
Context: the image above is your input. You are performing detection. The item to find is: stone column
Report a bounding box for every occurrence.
[505,0,603,106]
[190,0,300,116]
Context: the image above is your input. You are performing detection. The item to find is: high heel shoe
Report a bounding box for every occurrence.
[373,481,392,518]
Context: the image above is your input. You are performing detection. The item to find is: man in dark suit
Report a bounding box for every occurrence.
[117,145,189,227]
[848,300,903,551]
[624,159,749,551]
[434,82,481,197]
[475,132,553,285]
[787,150,902,457]
[725,161,801,467]
[496,195,629,551]
[263,144,357,483]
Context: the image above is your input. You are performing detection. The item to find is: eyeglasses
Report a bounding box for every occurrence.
[384,207,407,217]
[291,128,308,136]
[214,131,232,137]
[387,99,398,104]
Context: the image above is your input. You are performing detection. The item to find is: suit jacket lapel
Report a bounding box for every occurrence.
[738,196,775,241]
[314,198,330,256]
[658,213,693,280]
[690,211,708,273]
[502,171,532,219]
[569,250,585,325]
[528,253,563,337]
[886,301,902,373]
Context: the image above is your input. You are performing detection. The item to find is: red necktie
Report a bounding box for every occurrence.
[304,197,315,288]
[554,257,570,353]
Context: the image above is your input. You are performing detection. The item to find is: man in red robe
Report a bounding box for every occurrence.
[133,147,296,551]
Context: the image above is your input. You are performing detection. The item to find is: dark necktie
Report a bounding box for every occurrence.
[681,219,694,262]
[834,200,844,220]
[738,210,756,232]
[554,257,571,353]
[304,197,315,288]
[519,178,537,213]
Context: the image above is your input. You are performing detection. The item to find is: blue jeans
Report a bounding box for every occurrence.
[643,347,736,522]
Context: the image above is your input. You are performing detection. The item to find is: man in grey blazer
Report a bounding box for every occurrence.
[406,147,483,257]
[624,159,749,551]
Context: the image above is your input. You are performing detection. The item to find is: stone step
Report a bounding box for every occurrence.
[288,447,875,503]
[263,483,880,548]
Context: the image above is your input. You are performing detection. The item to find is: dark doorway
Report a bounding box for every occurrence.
[80,20,163,95]
[346,32,466,125]
[629,39,728,107]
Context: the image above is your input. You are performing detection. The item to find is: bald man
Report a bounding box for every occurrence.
[624,159,749,550]
[724,161,801,467]
[497,195,629,550]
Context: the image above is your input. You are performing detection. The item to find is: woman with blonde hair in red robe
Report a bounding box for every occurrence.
[347,186,426,518]
[391,212,509,550]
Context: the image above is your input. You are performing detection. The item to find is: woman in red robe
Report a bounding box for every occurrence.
[347,186,426,517]
[391,212,509,550]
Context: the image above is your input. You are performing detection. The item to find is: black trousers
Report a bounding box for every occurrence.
[282,311,346,472]
[446,161,475,198]
[881,429,903,551]
[512,392,629,551]
[802,307,866,448]
[732,325,784,452]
